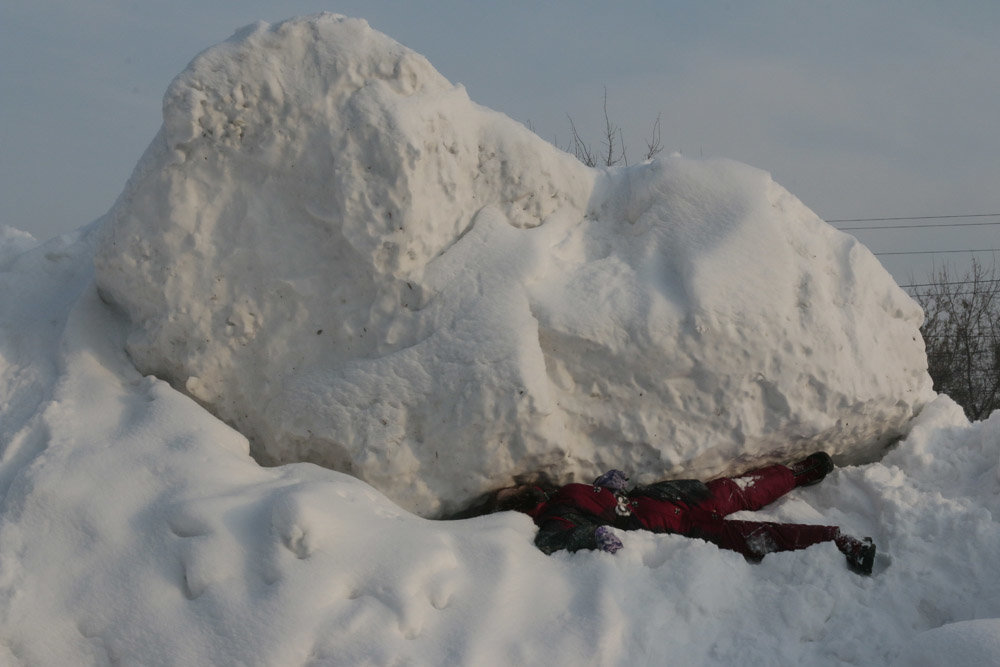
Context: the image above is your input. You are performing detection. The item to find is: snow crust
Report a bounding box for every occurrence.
[3,225,1000,666]
[93,14,933,516]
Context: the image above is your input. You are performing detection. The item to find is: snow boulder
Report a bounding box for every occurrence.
[95,13,933,516]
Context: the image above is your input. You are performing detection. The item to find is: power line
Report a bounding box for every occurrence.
[836,221,1000,231]
[906,279,1000,290]
[924,334,1000,340]
[927,351,999,359]
[874,249,1000,256]
[901,279,1000,289]
[828,213,1000,223]
[910,291,999,299]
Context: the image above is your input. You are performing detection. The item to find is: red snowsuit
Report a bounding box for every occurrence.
[529,464,841,560]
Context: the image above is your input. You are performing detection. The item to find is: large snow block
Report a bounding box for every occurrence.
[95,14,933,516]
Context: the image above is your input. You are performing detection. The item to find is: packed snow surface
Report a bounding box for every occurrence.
[4,14,998,666]
[94,15,932,516]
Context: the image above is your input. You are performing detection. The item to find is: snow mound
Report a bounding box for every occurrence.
[94,13,932,515]
[891,619,1000,667]
[1,225,38,266]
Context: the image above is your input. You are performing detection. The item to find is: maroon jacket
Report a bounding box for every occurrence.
[527,465,842,559]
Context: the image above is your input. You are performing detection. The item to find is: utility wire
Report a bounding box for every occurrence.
[901,279,1000,289]
[874,249,1000,256]
[836,221,1000,231]
[827,213,1000,223]
[924,333,1000,340]
[927,351,999,359]
[821,213,1000,256]
[910,291,1000,299]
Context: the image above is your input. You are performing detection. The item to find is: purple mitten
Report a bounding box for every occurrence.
[595,526,623,554]
[593,469,629,493]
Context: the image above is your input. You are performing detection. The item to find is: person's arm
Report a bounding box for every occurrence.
[534,511,622,554]
[631,479,710,504]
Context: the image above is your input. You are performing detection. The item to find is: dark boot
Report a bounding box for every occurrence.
[835,534,876,575]
[790,452,834,487]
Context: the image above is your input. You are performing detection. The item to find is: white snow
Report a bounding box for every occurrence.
[94,14,930,517]
[2,13,1000,666]
[891,619,1000,667]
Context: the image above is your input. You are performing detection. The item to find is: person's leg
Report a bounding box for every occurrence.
[835,534,877,575]
[699,465,797,517]
[693,518,841,561]
[696,452,835,517]
[789,452,834,487]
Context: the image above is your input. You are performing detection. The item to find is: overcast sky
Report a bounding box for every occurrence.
[2,1,999,283]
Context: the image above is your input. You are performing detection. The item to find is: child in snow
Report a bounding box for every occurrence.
[496,453,877,575]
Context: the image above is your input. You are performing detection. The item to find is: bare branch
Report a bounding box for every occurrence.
[563,87,663,168]
[566,114,596,167]
[914,258,1000,419]
[645,113,663,161]
[599,87,626,167]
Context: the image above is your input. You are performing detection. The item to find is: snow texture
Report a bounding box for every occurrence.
[2,226,1000,666]
[2,14,1000,666]
[93,14,932,516]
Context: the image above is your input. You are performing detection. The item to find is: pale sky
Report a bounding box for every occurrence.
[2,1,999,284]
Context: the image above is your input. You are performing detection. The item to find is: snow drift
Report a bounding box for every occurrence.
[94,14,932,515]
[5,223,1000,666]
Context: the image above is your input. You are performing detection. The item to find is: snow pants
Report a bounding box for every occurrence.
[637,464,841,560]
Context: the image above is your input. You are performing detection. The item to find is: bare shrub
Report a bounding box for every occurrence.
[565,88,663,167]
[914,258,1000,420]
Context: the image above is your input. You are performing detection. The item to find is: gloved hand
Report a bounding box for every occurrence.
[594,525,623,554]
[593,469,629,493]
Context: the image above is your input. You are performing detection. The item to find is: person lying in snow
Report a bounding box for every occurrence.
[495,453,877,575]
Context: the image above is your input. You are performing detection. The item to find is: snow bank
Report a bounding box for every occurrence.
[3,227,1000,666]
[0,225,37,265]
[94,13,932,515]
[891,619,1000,667]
